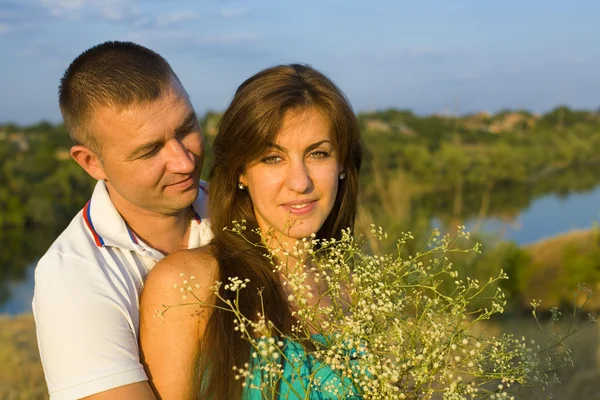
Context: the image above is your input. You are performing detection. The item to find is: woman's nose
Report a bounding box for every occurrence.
[286,160,313,193]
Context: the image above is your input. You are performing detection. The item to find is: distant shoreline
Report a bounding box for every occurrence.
[1,227,598,397]
[525,227,597,248]
[3,227,598,319]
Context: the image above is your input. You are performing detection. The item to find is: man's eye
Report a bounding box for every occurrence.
[261,155,282,164]
[178,126,194,138]
[142,146,161,158]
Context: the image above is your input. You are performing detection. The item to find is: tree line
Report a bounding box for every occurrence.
[3,106,600,231]
[2,106,600,310]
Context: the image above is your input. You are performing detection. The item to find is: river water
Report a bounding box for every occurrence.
[466,183,600,245]
[2,184,600,316]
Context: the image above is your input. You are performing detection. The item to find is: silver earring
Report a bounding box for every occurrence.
[339,172,346,180]
[238,182,246,190]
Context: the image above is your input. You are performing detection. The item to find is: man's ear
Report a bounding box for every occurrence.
[70,145,107,181]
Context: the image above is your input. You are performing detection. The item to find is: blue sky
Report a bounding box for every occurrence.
[1,0,599,125]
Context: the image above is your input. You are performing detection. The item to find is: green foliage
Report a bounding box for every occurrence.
[561,244,600,293]
[361,106,600,193]
[164,225,592,399]
[440,240,532,311]
[492,242,531,300]
[5,106,599,232]
[4,107,600,312]
[0,124,95,230]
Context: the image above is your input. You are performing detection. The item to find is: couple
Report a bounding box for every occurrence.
[33,41,363,399]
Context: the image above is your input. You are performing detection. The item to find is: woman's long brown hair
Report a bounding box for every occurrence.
[195,64,363,399]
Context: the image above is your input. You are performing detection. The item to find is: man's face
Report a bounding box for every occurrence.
[91,77,204,216]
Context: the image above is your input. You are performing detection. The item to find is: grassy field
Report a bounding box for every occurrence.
[486,316,600,399]
[1,312,598,399]
[510,227,600,311]
[0,314,46,399]
[1,229,599,398]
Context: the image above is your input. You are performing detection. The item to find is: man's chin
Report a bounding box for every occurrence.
[161,185,195,207]
[179,184,199,202]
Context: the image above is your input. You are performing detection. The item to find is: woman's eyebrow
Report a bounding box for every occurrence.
[266,140,332,152]
[266,143,285,151]
[305,140,331,152]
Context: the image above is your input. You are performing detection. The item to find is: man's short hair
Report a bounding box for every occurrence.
[59,41,178,155]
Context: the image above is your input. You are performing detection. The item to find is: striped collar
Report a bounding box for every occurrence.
[83,180,209,251]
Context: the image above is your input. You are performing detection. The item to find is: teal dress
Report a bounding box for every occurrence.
[243,335,361,399]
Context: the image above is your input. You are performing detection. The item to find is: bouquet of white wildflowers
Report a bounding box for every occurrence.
[169,224,594,400]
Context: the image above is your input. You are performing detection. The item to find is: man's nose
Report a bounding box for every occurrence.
[165,139,195,174]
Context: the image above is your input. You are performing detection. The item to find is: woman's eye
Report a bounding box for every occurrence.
[310,150,330,159]
[261,155,282,164]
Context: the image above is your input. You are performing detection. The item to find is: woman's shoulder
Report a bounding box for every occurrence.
[139,246,219,398]
[142,245,219,307]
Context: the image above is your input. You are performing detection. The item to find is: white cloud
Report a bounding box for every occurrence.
[219,6,250,19]
[0,1,39,33]
[3,1,195,34]
[39,0,86,17]
[0,23,11,34]
[101,6,127,22]
[38,0,141,22]
[198,32,257,45]
[155,10,199,28]
[121,30,264,61]
[125,30,257,46]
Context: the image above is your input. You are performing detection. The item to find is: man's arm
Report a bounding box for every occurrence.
[33,251,152,399]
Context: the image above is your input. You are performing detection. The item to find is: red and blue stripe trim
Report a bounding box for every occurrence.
[199,183,208,195]
[127,227,139,244]
[83,200,105,247]
[193,211,202,223]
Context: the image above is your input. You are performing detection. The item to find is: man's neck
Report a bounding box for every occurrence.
[107,190,192,255]
[124,207,192,255]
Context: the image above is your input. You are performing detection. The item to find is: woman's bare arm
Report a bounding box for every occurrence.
[139,248,218,400]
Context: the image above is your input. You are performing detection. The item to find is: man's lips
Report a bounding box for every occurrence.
[167,175,195,189]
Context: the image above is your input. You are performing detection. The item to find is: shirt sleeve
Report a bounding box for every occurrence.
[33,250,147,400]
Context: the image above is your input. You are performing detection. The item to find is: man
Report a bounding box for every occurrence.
[32,41,212,399]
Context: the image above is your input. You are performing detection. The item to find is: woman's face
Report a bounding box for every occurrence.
[239,107,342,250]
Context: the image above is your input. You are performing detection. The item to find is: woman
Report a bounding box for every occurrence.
[140,64,363,399]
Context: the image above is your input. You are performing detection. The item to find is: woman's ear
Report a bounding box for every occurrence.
[238,174,248,186]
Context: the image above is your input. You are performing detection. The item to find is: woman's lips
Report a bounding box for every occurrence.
[282,200,316,215]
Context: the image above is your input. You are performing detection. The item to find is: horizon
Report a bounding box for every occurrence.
[1,103,598,128]
[1,1,599,125]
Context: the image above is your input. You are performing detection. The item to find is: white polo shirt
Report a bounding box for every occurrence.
[32,180,213,400]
